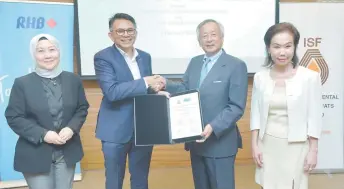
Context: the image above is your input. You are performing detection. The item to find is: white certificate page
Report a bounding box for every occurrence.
[169,92,203,140]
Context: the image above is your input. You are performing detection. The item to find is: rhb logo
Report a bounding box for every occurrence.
[16,17,57,29]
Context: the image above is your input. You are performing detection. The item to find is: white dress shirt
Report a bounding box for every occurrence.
[116,45,148,88]
[116,45,141,79]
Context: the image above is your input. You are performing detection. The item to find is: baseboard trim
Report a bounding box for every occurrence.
[0,173,82,188]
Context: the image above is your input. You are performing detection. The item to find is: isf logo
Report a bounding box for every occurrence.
[299,37,329,85]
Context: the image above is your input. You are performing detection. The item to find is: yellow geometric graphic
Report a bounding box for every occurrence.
[299,49,329,85]
[308,59,320,73]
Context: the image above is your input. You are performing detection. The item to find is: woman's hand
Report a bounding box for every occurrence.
[58,127,74,142]
[252,145,263,168]
[304,150,317,173]
[44,131,66,145]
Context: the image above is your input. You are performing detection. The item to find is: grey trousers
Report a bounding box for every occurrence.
[23,157,76,189]
[190,153,236,189]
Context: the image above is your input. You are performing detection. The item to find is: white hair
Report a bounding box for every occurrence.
[196,19,224,41]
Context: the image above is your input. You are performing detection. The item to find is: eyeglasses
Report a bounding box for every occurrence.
[114,28,136,36]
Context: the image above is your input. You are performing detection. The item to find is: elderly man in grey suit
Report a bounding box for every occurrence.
[157,19,248,189]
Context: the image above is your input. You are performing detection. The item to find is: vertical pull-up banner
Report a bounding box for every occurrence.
[281,2,344,173]
[0,1,79,188]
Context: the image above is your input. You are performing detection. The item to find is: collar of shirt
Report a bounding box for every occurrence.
[203,49,223,65]
[115,44,139,61]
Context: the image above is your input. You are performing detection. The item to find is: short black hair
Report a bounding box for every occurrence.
[263,22,300,68]
[108,13,136,31]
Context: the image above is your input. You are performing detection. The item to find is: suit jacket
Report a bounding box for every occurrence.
[5,72,89,173]
[250,66,323,141]
[94,45,153,143]
[166,50,248,157]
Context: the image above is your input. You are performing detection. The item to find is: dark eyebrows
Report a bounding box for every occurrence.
[271,42,293,46]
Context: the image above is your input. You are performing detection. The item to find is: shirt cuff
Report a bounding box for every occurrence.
[143,78,148,88]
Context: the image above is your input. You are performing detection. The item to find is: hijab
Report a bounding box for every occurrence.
[30,33,62,78]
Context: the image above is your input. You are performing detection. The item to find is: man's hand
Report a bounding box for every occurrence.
[157,91,170,98]
[44,131,66,145]
[196,124,213,143]
[144,75,166,92]
[58,127,74,142]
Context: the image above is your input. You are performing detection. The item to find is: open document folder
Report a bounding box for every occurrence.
[134,89,204,146]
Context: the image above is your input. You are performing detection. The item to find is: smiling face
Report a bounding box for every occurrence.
[268,31,295,67]
[34,39,60,70]
[198,21,224,56]
[108,18,137,52]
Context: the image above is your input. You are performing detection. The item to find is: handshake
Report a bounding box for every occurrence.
[144,75,166,92]
[144,75,171,98]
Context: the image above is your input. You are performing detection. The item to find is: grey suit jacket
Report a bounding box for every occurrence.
[5,72,89,173]
[166,50,248,157]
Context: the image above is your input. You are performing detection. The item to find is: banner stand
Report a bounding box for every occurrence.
[280,2,344,174]
[0,1,81,188]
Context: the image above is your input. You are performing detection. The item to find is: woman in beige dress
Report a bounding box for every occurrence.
[250,22,323,189]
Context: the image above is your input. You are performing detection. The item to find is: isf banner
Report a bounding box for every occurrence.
[0,1,79,187]
[280,2,344,172]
